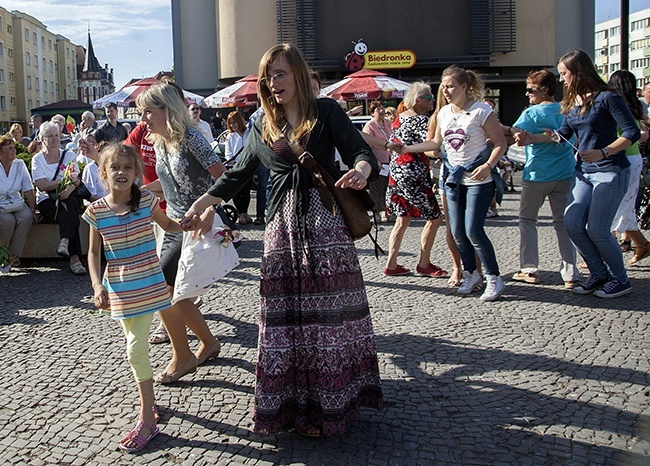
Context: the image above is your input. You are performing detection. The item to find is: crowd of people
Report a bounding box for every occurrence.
[1,44,649,451]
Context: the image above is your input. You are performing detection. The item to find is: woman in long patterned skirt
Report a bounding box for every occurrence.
[183,43,383,437]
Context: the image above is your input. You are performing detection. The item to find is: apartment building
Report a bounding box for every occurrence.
[595,7,650,87]
[0,9,78,135]
[172,0,594,125]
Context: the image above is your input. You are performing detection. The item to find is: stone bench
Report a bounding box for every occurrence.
[22,222,90,259]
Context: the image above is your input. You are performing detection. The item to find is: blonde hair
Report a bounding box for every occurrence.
[257,43,317,144]
[98,144,143,212]
[441,65,485,102]
[428,84,447,135]
[403,82,431,110]
[136,83,195,150]
[9,123,23,139]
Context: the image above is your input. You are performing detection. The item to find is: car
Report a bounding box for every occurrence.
[506,143,526,170]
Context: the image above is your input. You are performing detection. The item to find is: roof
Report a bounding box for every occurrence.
[31,100,92,112]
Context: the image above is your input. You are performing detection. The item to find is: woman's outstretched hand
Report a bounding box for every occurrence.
[335,169,367,190]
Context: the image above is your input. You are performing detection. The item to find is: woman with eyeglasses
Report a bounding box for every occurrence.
[384,82,447,278]
[404,65,508,301]
[507,69,580,289]
[517,49,640,298]
[182,43,384,437]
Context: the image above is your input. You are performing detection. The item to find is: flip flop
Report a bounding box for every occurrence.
[149,324,170,344]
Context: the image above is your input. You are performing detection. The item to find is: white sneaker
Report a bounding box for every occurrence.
[480,274,505,301]
[457,270,482,294]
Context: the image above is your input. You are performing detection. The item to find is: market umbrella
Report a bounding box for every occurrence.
[322,69,410,101]
[92,78,205,108]
[204,74,259,108]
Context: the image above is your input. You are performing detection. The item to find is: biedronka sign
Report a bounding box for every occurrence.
[344,40,417,71]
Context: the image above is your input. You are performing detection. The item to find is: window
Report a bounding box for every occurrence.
[34,54,38,67]
[6,24,11,34]
[51,81,54,93]
[0,41,3,57]
[610,26,620,36]
[10,97,15,106]
[595,30,607,41]
[49,60,53,72]
[35,77,39,90]
[66,48,69,58]
[610,44,620,55]
[42,57,45,69]
[0,69,4,83]
[9,72,14,81]
[44,79,47,92]
[26,52,30,65]
[41,35,45,48]
[36,99,40,107]
[611,62,620,72]
[7,48,12,57]
[25,28,29,42]
[27,75,32,89]
[67,65,70,77]
[28,99,33,110]
[33,32,37,44]
[0,96,6,111]
[48,39,52,50]
[0,16,3,30]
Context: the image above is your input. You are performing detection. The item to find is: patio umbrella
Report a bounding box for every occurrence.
[322,69,410,101]
[92,79,205,108]
[204,74,259,108]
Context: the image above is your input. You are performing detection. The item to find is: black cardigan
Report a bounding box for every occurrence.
[207,98,379,222]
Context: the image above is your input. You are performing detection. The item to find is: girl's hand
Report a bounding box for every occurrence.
[181,205,202,230]
[93,285,109,309]
[470,163,492,181]
[579,149,606,163]
[514,131,531,146]
[335,169,367,190]
[386,141,404,152]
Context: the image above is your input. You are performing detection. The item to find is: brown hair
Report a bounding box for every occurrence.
[227,111,246,133]
[98,144,143,212]
[257,43,317,143]
[527,69,558,97]
[369,100,384,115]
[558,49,610,115]
[441,65,485,101]
[0,134,14,149]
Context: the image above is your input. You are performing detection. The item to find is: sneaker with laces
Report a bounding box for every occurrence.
[572,276,607,295]
[593,280,631,298]
[457,270,482,294]
[480,274,505,301]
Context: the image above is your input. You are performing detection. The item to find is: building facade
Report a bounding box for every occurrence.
[595,7,650,87]
[76,30,115,105]
[171,0,594,125]
[0,9,78,135]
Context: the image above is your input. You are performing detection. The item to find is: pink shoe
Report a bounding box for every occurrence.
[118,421,159,453]
[383,265,411,276]
[415,264,449,278]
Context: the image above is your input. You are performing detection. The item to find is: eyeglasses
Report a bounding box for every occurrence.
[263,71,289,85]
[418,94,434,101]
[525,88,538,93]
[190,107,200,112]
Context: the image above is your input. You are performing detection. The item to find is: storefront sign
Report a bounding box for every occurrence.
[364,50,416,70]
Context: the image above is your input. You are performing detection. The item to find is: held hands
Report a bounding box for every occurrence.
[335,169,367,190]
[386,141,404,153]
[514,131,532,146]
[93,284,109,310]
[180,205,214,239]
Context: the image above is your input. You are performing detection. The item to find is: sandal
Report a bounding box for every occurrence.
[118,420,159,453]
[620,240,632,252]
[148,324,170,344]
[629,243,650,265]
[57,241,69,258]
[297,425,323,438]
[447,268,462,287]
[70,261,87,275]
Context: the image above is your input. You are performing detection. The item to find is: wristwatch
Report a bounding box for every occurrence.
[601,148,610,158]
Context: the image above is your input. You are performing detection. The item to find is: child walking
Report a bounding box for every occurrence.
[83,144,187,452]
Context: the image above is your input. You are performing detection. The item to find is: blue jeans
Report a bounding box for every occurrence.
[564,168,630,283]
[446,182,500,276]
[256,165,270,219]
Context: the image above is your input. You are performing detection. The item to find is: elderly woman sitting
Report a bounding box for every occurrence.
[0,135,37,267]
[8,123,31,146]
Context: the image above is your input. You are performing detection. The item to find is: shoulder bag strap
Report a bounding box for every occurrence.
[51,150,67,181]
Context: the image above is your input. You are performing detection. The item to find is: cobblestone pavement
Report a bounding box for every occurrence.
[1,188,649,465]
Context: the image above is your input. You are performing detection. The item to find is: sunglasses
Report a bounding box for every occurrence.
[418,94,434,101]
[190,107,200,112]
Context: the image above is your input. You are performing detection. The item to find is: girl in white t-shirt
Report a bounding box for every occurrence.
[404,65,507,301]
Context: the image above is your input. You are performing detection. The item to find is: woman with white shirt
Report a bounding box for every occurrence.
[224,111,252,224]
[0,135,37,267]
[405,65,508,301]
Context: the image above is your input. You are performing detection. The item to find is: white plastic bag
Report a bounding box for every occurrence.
[172,214,241,304]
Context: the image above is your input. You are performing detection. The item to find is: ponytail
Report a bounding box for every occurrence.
[129,184,141,213]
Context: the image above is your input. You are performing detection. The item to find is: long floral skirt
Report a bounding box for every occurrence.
[254,188,384,435]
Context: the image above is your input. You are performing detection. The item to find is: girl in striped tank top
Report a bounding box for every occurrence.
[83,144,187,452]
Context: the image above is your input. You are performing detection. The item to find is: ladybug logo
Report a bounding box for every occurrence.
[344,39,367,71]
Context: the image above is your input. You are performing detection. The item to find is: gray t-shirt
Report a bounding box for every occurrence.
[155,127,220,218]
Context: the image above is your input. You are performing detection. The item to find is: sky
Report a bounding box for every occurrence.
[1,0,173,89]
[2,1,650,91]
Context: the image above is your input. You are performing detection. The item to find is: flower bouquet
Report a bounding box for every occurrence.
[54,162,79,214]
[0,245,11,273]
